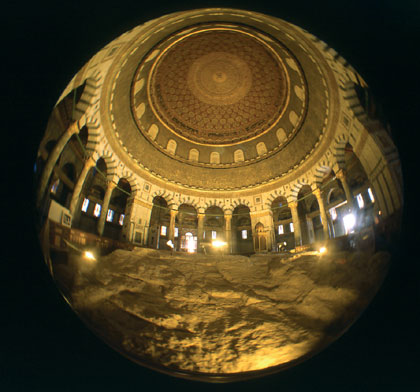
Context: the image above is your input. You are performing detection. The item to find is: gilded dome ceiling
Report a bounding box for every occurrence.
[144,28,288,145]
[102,9,336,191]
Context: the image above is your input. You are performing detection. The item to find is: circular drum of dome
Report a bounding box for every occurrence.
[106,13,329,189]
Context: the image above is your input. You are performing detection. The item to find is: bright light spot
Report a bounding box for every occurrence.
[93,203,101,217]
[185,232,195,253]
[278,224,284,234]
[106,209,114,222]
[319,246,327,254]
[343,213,356,234]
[241,229,247,239]
[50,179,59,194]
[119,214,125,226]
[81,198,90,212]
[212,240,227,248]
[187,243,195,253]
[166,240,174,249]
[356,193,364,209]
[368,187,375,202]
[84,251,96,261]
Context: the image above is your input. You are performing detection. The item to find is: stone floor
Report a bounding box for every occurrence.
[52,246,390,375]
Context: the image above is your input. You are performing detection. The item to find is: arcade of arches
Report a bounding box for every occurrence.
[36,122,398,254]
[35,8,402,257]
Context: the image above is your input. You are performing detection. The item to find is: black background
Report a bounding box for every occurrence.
[3,1,419,390]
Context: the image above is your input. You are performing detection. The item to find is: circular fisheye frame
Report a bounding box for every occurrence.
[34,8,403,382]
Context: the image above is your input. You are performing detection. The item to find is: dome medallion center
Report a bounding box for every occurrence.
[187,52,252,106]
[213,71,226,83]
[144,28,289,145]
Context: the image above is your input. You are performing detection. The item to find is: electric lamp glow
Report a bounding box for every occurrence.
[84,251,96,260]
[212,240,227,248]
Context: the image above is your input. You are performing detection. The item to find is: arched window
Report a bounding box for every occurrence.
[276,128,286,143]
[104,178,131,241]
[189,149,199,162]
[210,151,220,164]
[73,158,107,234]
[204,206,224,242]
[149,196,169,249]
[232,205,253,254]
[294,85,304,101]
[177,204,198,252]
[148,124,158,140]
[256,142,267,156]
[289,110,298,126]
[167,139,177,154]
[234,149,244,162]
[136,102,146,119]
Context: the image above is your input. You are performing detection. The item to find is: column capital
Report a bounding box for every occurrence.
[106,180,118,191]
[197,212,205,220]
[224,212,232,220]
[313,187,324,199]
[288,201,298,209]
[335,169,354,210]
[170,209,178,217]
[67,120,80,136]
[85,155,97,168]
[169,203,178,211]
[335,169,347,180]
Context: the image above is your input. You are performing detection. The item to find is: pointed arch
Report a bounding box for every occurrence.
[151,189,174,208]
[232,204,253,254]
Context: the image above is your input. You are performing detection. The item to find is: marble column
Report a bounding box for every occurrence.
[336,169,354,211]
[266,211,275,251]
[313,188,330,240]
[224,212,232,254]
[97,181,117,236]
[197,213,205,252]
[69,156,96,216]
[326,210,335,238]
[289,201,302,247]
[37,120,81,206]
[120,196,136,242]
[168,209,178,243]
